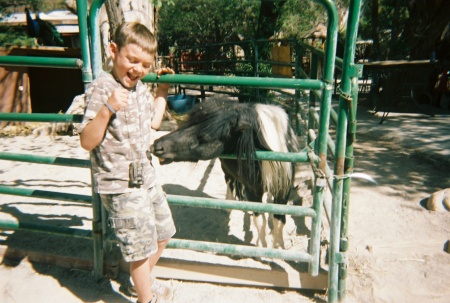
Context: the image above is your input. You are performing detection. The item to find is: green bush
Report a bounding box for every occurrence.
[0,26,37,47]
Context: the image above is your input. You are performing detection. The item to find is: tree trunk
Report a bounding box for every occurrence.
[404,0,450,60]
[101,0,156,68]
[105,0,125,39]
[371,0,380,61]
[255,0,287,40]
[387,0,401,60]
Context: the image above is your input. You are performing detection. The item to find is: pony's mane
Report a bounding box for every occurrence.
[179,100,240,140]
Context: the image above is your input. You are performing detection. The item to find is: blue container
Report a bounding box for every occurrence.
[167,94,196,114]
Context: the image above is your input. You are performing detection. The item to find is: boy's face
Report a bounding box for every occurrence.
[110,42,154,89]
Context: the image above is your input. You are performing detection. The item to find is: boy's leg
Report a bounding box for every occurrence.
[149,238,170,271]
[146,185,176,300]
[100,191,161,301]
[130,257,154,303]
[128,239,172,299]
[149,184,176,273]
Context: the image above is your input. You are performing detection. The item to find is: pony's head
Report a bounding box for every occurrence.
[151,100,259,165]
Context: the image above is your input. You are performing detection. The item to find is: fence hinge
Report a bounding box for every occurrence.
[335,252,347,264]
[340,237,349,251]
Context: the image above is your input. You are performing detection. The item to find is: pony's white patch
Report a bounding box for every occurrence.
[255,104,293,197]
[255,104,290,152]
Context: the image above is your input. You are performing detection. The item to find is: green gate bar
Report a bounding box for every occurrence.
[327,0,363,302]
[0,149,315,165]
[166,194,316,217]
[0,185,92,204]
[144,73,324,90]
[76,0,93,84]
[0,152,90,168]
[0,113,83,123]
[307,0,338,279]
[0,216,312,263]
[167,239,313,263]
[0,219,92,239]
[0,56,83,69]
[0,185,315,219]
[0,184,316,262]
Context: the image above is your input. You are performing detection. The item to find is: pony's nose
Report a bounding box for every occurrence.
[149,144,157,153]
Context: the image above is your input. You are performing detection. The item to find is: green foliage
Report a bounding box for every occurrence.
[233,61,273,103]
[158,0,259,54]
[151,0,175,8]
[276,0,350,40]
[158,0,446,64]
[277,0,325,40]
[358,0,411,60]
[0,25,36,47]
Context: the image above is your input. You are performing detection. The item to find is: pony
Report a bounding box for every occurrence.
[150,99,299,248]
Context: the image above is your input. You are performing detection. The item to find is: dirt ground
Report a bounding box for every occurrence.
[0,102,449,303]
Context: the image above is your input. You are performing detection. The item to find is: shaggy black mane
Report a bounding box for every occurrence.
[179,100,261,182]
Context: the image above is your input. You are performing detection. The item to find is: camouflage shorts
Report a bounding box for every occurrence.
[100,184,176,262]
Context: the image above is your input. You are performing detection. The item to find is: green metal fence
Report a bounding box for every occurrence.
[0,0,363,302]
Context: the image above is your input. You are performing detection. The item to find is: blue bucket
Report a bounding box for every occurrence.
[167,94,196,114]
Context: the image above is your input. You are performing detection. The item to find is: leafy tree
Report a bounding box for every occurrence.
[277,0,327,40]
[359,0,450,61]
[255,0,287,40]
[0,25,36,47]
[157,0,260,54]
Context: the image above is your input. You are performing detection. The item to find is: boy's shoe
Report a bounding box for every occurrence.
[128,276,174,302]
[136,295,157,303]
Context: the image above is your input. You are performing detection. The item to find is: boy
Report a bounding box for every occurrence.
[78,22,176,303]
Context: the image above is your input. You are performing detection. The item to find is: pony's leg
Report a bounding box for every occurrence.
[225,179,235,200]
[253,213,267,247]
[271,214,286,249]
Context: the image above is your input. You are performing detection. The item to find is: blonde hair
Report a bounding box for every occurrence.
[113,22,157,55]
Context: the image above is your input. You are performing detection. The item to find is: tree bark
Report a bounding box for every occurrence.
[105,0,125,39]
[388,0,401,60]
[101,0,156,68]
[371,0,380,61]
[404,0,450,60]
[255,0,287,40]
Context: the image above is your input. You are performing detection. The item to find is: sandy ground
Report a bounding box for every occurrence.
[0,102,449,303]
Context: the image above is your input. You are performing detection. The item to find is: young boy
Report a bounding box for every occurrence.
[78,22,176,303]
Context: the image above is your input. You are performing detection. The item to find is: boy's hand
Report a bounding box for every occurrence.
[108,88,129,112]
[157,67,175,77]
[156,67,175,90]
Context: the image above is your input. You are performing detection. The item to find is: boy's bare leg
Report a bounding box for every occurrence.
[149,238,170,272]
[130,258,153,303]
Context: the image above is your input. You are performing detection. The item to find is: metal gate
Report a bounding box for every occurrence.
[0,0,363,302]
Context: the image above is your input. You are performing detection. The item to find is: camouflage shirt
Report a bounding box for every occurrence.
[78,72,156,193]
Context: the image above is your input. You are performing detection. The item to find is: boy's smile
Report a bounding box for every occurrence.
[110,42,154,89]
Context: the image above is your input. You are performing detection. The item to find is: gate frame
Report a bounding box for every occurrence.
[0,1,363,302]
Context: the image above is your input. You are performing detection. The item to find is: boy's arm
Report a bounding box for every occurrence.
[152,85,168,130]
[80,88,129,151]
[79,105,114,151]
[151,67,174,130]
